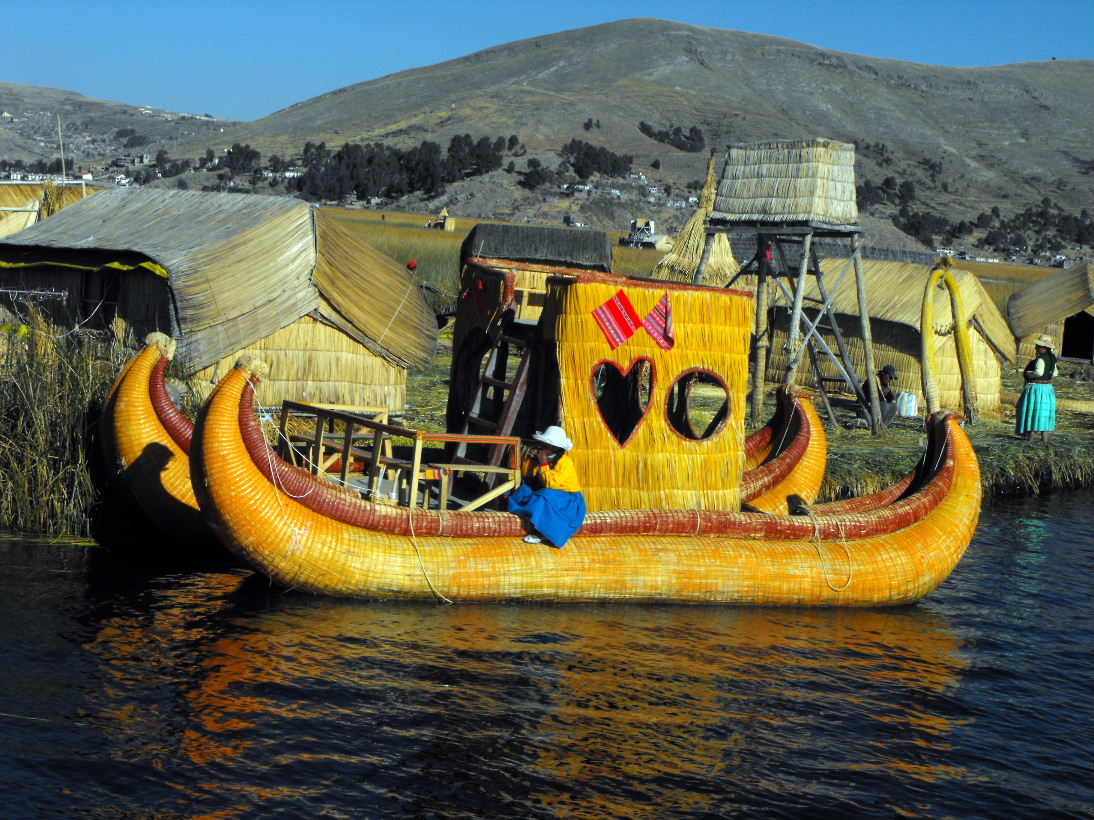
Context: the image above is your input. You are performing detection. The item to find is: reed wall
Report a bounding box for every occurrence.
[547,277,753,511]
[191,315,406,412]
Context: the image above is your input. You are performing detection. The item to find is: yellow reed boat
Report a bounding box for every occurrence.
[100,332,215,546]
[187,273,981,605]
[101,325,825,547]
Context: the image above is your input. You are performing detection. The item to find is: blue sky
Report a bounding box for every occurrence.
[3,0,1091,121]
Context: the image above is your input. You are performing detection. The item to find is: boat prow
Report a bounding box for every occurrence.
[100,333,216,548]
[191,359,981,606]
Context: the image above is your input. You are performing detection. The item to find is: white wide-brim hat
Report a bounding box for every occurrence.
[1035,334,1054,349]
[532,425,573,452]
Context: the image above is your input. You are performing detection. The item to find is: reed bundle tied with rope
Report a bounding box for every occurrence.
[651,154,739,287]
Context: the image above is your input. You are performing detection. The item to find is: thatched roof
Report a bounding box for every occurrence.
[0,182,95,238]
[461,223,613,271]
[0,189,436,373]
[779,258,1016,362]
[1006,262,1094,339]
[710,139,859,227]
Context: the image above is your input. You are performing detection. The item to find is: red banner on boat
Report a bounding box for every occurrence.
[642,292,675,350]
[593,289,643,349]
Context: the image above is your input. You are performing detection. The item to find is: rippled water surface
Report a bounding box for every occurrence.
[1,492,1091,819]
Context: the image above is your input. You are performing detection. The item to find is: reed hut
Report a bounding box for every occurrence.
[0,182,95,238]
[651,154,739,286]
[765,259,1016,413]
[0,188,437,411]
[1007,262,1094,363]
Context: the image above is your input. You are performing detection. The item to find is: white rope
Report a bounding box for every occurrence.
[406,505,453,604]
[804,509,853,592]
[375,283,412,347]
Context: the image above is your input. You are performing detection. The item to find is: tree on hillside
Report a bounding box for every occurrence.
[224,143,261,174]
[558,139,631,179]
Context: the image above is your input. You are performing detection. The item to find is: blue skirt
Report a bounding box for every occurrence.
[1015,383,1056,434]
[507,484,587,547]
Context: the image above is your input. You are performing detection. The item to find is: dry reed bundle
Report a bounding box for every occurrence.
[547,276,754,511]
[651,155,739,287]
[712,139,859,226]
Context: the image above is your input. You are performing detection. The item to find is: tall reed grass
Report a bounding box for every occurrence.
[0,311,128,536]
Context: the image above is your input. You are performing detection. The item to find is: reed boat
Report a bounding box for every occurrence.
[188,272,981,605]
[100,332,214,545]
[101,324,824,546]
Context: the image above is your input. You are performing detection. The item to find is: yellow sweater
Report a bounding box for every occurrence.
[523,453,582,493]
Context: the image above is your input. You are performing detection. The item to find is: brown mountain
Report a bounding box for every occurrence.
[0,82,240,165]
[4,18,1090,238]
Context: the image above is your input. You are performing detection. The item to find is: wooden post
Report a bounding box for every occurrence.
[749,235,771,424]
[693,228,716,286]
[851,237,883,433]
[783,231,814,385]
[808,343,838,426]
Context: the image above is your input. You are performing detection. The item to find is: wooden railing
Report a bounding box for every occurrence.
[277,401,522,512]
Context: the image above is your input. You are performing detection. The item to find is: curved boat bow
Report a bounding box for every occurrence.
[100,333,213,546]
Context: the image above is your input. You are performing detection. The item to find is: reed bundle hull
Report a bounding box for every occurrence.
[191,365,980,606]
[100,336,211,544]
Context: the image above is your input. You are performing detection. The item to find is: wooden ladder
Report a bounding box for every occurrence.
[456,331,533,468]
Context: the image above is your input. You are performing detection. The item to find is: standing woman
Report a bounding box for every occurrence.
[507,426,586,547]
[1015,334,1058,442]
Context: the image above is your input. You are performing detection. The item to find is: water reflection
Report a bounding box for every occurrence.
[3,492,1090,820]
[70,569,969,818]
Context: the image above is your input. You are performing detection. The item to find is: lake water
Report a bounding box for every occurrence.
[1,492,1091,820]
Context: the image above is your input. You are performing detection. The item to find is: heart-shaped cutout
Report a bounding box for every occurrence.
[592,358,653,446]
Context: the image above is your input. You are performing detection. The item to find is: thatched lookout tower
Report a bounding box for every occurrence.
[698,139,887,429]
[0,189,437,411]
[1006,262,1094,364]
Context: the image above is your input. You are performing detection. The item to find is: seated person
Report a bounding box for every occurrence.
[857,364,899,426]
[507,426,586,547]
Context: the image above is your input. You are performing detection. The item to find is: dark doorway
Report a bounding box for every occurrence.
[1060,311,1093,362]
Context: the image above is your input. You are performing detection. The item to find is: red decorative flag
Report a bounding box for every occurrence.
[642,292,675,350]
[593,289,643,349]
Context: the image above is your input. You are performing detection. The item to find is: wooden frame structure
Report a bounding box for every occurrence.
[693,140,885,433]
[700,225,884,432]
[277,401,522,511]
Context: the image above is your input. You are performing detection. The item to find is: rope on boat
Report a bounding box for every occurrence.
[250,381,318,501]
[407,505,453,604]
[806,512,854,593]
